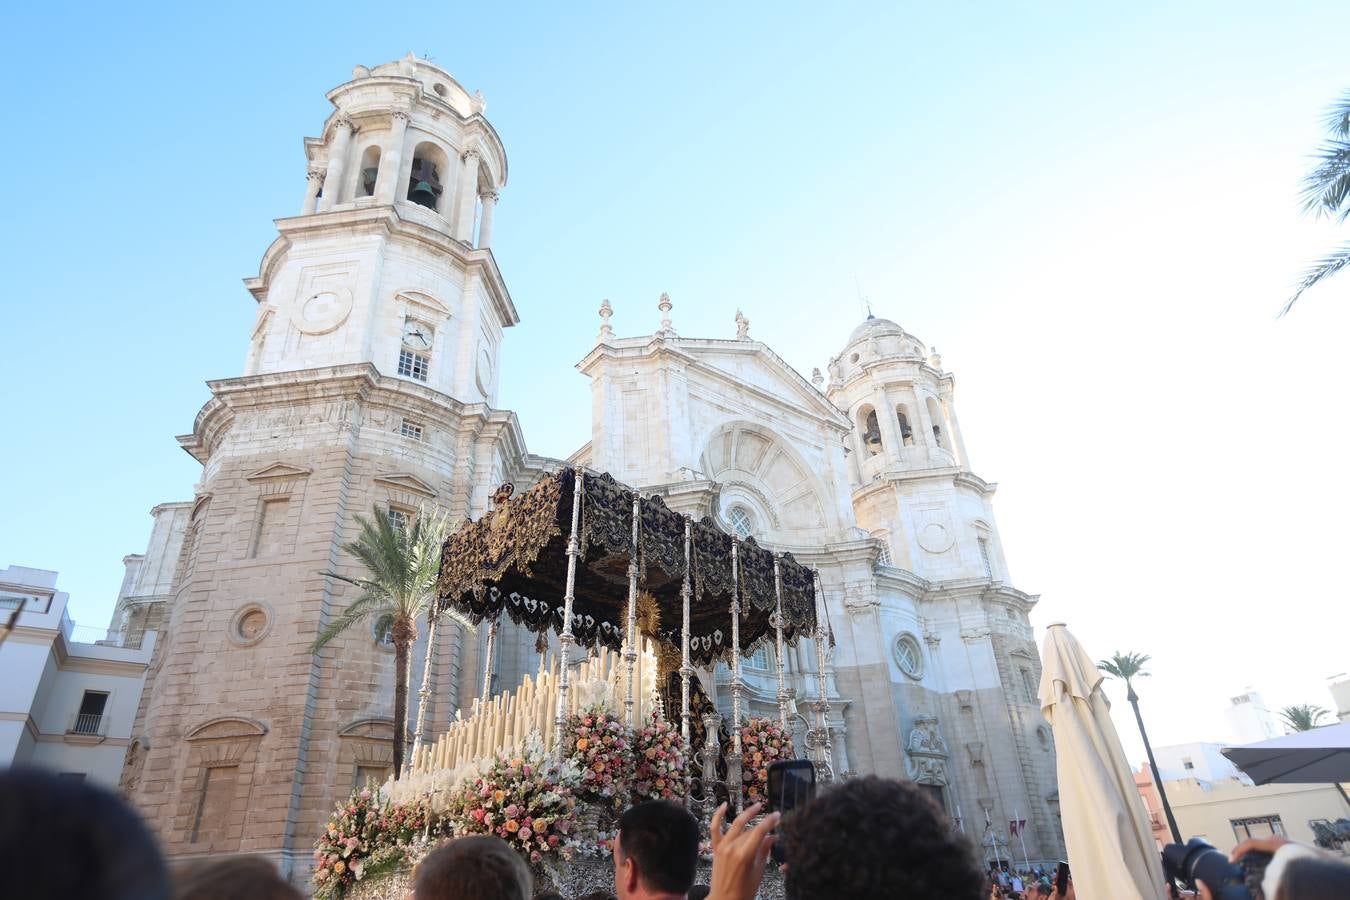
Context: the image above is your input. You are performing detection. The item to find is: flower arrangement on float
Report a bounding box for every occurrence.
[563,706,632,807]
[632,711,689,802]
[739,716,794,804]
[442,745,582,865]
[312,785,430,899]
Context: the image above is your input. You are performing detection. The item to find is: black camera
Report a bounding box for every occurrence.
[1161,837,1271,900]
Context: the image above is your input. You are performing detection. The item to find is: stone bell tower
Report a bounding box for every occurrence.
[120,55,528,879]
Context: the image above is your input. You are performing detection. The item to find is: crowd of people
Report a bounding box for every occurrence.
[2,766,1347,899]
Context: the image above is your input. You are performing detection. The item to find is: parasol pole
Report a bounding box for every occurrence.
[481,617,499,701]
[811,570,834,782]
[554,470,585,756]
[623,491,640,728]
[680,516,693,804]
[728,538,744,811]
[772,555,790,733]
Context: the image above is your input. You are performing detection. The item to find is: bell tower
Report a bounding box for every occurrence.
[121,56,526,881]
[245,53,515,407]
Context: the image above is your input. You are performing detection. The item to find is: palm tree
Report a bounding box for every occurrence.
[1279,704,1329,732]
[311,504,472,779]
[1097,651,1181,844]
[1283,91,1350,314]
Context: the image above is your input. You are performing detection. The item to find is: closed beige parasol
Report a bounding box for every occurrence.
[1039,623,1167,900]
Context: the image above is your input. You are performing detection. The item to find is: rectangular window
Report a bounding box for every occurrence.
[400,419,424,440]
[1231,816,1284,842]
[874,535,893,567]
[73,690,108,735]
[398,349,429,382]
[387,507,409,533]
[1019,668,1037,705]
[355,765,391,791]
[58,772,87,781]
[1183,758,1195,770]
[251,497,291,558]
[978,538,994,579]
[191,765,240,845]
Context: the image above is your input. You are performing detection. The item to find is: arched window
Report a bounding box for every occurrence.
[373,614,395,647]
[858,405,882,456]
[926,397,947,449]
[895,405,914,446]
[357,145,381,197]
[727,505,755,539]
[872,532,893,567]
[407,142,448,211]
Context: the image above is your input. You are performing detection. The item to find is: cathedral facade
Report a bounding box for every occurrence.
[109,55,1062,878]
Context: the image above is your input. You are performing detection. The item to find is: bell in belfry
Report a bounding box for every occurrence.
[407,158,442,209]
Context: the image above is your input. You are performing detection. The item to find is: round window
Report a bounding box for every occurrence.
[893,633,924,680]
[227,603,272,647]
[727,505,755,539]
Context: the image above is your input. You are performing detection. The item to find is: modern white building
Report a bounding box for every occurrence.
[1225,688,1282,744]
[1150,741,1247,784]
[0,565,155,787]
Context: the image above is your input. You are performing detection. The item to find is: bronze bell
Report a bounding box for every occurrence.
[360,167,378,196]
[409,181,439,208]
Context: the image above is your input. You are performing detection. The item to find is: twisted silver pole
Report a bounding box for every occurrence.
[680,516,693,804]
[728,539,744,810]
[481,617,499,701]
[772,556,790,733]
[554,471,585,755]
[624,491,640,727]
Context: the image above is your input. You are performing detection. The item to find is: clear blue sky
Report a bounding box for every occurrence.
[3,2,1349,757]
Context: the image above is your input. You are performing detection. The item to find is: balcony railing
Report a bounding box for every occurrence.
[70,713,106,736]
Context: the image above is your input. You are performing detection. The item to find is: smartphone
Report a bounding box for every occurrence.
[1055,861,1070,896]
[766,759,816,815]
[766,760,815,865]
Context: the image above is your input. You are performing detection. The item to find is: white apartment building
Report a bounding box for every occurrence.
[0,565,155,787]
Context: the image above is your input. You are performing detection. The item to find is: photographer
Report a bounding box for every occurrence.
[706,776,986,900]
[1205,836,1350,900]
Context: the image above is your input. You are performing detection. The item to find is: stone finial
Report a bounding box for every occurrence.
[471,90,487,115]
[928,347,943,369]
[352,65,371,79]
[735,308,750,340]
[811,367,824,388]
[657,292,675,336]
[597,298,614,343]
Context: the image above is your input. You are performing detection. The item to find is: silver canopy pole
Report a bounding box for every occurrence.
[772,555,790,733]
[623,491,640,727]
[810,569,834,782]
[728,539,744,810]
[481,617,499,701]
[681,516,693,805]
[554,470,585,755]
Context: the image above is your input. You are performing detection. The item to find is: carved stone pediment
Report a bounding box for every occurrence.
[185,716,268,741]
[374,472,437,499]
[245,462,313,483]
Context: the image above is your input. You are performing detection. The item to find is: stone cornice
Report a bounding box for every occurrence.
[849,466,997,503]
[178,364,531,466]
[244,206,518,330]
[577,338,850,434]
[917,578,1039,607]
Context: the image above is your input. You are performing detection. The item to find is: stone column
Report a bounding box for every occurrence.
[453,149,481,241]
[318,115,354,212]
[477,190,498,249]
[302,168,324,214]
[942,394,970,469]
[374,109,411,205]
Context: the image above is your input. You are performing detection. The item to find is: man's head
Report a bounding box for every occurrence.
[778,776,986,900]
[0,767,170,900]
[613,801,700,900]
[413,835,532,900]
[1034,882,1052,898]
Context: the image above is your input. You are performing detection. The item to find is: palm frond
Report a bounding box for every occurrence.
[1281,240,1350,316]
[1097,651,1151,682]
[1323,90,1350,138]
[1278,704,1329,732]
[310,593,388,652]
[1298,141,1350,221]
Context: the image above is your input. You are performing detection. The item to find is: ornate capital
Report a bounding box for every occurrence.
[480,189,499,203]
[391,109,412,125]
[331,113,354,134]
[461,147,481,162]
[307,168,326,183]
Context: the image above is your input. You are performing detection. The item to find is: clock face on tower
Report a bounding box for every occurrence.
[402,321,432,350]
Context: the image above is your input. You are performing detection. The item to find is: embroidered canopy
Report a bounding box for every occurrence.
[434,468,820,666]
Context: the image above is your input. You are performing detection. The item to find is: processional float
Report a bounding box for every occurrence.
[422,467,837,812]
